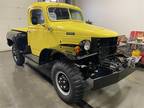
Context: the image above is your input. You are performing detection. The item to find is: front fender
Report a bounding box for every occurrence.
[6,31,19,46]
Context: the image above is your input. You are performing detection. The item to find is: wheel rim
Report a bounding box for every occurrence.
[12,46,18,61]
[55,71,70,96]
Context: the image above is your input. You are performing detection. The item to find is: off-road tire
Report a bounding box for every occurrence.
[51,61,85,104]
[12,45,25,66]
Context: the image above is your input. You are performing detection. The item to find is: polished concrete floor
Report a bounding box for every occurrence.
[0,51,144,108]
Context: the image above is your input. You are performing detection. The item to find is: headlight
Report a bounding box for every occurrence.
[84,41,91,51]
[79,40,91,51]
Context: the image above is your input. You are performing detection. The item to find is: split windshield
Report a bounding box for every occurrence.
[48,8,83,21]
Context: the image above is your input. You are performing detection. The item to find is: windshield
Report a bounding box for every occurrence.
[48,8,83,21]
[69,9,83,21]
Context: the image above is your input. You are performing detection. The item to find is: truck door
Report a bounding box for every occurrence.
[28,8,45,56]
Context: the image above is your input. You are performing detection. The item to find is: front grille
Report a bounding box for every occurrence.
[90,37,118,58]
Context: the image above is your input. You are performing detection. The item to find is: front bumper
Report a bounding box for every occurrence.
[76,52,98,60]
[93,67,135,89]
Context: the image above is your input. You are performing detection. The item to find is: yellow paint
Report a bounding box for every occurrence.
[13,2,119,56]
[12,27,28,32]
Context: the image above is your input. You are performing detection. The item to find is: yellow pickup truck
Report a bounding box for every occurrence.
[6,2,135,104]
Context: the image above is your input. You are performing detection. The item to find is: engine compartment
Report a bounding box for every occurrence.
[76,37,133,79]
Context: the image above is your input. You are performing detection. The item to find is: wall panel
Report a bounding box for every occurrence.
[76,0,144,36]
[0,0,35,51]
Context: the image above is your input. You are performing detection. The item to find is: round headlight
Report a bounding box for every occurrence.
[84,41,91,51]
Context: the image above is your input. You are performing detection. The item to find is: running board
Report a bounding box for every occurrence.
[25,54,39,64]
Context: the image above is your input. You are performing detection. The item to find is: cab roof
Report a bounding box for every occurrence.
[29,2,81,11]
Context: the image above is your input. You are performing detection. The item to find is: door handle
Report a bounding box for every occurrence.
[28,30,31,33]
[48,26,53,32]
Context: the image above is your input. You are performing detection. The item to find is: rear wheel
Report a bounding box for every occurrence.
[12,45,25,66]
[51,61,85,104]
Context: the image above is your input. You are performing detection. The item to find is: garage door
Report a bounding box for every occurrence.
[0,0,35,51]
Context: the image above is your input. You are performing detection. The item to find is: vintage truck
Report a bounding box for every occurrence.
[6,2,135,104]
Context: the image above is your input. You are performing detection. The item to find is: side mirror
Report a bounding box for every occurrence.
[32,17,38,25]
[86,20,92,24]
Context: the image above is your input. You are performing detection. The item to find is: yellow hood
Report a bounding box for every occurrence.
[51,21,118,38]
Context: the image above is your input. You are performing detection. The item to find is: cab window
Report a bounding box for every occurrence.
[31,9,44,25]
[48,7,83,21]
[48,8,70,20]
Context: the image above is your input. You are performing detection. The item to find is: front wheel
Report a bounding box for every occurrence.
[51,61,85,104]
[12,45,25,66]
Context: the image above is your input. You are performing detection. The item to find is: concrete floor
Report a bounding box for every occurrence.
[0,51,144,108]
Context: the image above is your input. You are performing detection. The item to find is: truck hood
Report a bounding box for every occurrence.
[51,21,118,38]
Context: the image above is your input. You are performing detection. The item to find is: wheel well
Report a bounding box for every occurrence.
[52,52,69,62]
[16,32,28,51]
[39,49,53,65]
[39,49,71,65]
[7,31,28,49]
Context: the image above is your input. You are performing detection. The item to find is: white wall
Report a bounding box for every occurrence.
[76,0,144,36]
[0,0,35,51]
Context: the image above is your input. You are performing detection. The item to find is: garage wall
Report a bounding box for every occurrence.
[76,0,144,36]
[0,0,36,51]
